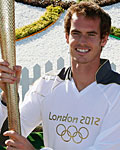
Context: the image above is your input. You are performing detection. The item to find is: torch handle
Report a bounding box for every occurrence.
[0,0,21,134]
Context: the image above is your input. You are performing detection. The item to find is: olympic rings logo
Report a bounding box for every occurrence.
[56,124,89,144]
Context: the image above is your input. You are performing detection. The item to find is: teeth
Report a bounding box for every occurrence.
[77,49,89,52]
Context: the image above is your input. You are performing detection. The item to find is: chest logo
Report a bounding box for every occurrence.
[56,124,89,144]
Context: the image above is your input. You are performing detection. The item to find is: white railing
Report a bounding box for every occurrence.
[20,57,65,99]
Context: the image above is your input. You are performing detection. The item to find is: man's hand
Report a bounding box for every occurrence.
[4,130,35,150]
[0,59,22,103]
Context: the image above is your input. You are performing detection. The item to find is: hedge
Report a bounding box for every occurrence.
[110,26,120,38]
[15,5,64,40]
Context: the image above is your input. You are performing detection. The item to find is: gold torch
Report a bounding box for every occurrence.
[0,0,21,134]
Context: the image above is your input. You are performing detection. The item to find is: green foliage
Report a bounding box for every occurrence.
[27,132,44,149]
[110,26,120,38]
[15,5,64,40]
[0,145,6,150]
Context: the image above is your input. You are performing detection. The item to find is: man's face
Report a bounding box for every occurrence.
[66,13,108,65]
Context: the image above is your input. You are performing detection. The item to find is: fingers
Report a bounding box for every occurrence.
[0,59,13,73]
[4,130,35,150]
[0,60,22,99]
[0,59,21,75]
[0,59,9,66]
[5,139,24,150]
[14,66,22,83]
[4,130,27,149]
[0,59,22,84]
[6,146,15,150]
[14,66,22,72]
[6,147,16,150]
[0,60,15,92]
[4,130,25,141]
[0,59,15,79]
[0,72,17,83]
[0,63,15,74]
[5,139,17,148]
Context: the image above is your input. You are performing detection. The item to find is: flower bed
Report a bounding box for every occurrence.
[15,5,64,40]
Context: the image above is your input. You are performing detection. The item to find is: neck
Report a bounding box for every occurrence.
[71,59,100,91]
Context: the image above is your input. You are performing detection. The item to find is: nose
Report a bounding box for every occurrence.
[78,35,87,46]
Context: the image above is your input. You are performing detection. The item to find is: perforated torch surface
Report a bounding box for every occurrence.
[0,0,21,134]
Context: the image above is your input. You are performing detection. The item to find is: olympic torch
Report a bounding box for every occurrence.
[0,0,21,134]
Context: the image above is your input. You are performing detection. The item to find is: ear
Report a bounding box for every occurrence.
[65,32,69,44]
[101,34,109,47]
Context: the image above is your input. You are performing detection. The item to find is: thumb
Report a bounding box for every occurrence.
[14,66,22,83]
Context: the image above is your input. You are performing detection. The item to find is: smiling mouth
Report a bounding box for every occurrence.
[75,48,90,53]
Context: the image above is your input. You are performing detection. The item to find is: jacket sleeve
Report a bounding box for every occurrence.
[20,89,43,138]
[20,76,53,138]
[0,101,7,131]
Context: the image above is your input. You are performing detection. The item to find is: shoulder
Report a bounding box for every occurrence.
[30,74,56,96]
[29,67,71,96]
[97,72,120,106]
[110,71,120,84]
[102,70,120,85]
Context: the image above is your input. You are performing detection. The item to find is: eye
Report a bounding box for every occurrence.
[88,33,96,36]
[72,32,79,35]
[71,31,81,36]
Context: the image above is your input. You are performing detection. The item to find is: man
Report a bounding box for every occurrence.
[1,1,120,149]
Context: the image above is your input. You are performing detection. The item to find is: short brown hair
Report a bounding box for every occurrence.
[64,1,111,38]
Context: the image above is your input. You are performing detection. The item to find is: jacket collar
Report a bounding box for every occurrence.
[58,59,115,84]
[96,59,112,84]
